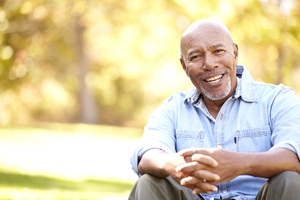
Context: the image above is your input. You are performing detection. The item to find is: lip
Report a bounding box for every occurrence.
[202,73,225,85]
[204,74,224,83]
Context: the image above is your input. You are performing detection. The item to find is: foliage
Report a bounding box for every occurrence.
[0,0,299,127]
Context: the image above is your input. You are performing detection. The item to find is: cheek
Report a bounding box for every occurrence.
[186,67,193,78]
[187,69,201,87]
[186,67,199,78]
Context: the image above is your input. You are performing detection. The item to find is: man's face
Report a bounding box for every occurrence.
[181,26,238,102]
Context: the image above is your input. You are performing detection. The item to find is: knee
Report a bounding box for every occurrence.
[269,171,300,188]
[257,171,300,199]
[135,174,166,190]
[137,174,160,186]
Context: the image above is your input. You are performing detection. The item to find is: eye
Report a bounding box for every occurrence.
[189,54,203,62]
[214,49,226,55]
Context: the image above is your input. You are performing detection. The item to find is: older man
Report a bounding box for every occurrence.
[128,19,300,200]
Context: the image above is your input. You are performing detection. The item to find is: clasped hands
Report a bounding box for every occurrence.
[174,147,239,194]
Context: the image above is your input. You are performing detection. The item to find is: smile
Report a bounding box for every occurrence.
[204,74,224,84]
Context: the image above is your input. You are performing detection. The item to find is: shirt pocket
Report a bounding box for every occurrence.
[235,126,272,152]
[175,129,205,151]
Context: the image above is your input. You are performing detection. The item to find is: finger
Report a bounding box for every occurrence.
[192,183,218,194]
[183,155,192,162]
[176,161,200,173]
[180,170,219,187]
[180,173,218,187]
[178,148,199,157]
[176,157,217,174]
[191,154,218,167]
[192,170,220,182]
[180,175,201,188]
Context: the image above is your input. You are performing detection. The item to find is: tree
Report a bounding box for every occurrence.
[0,0,299,127]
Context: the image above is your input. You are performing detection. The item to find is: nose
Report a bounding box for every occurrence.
[202,53,217,70]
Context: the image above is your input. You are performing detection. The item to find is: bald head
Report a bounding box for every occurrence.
[179,19,239,103]
[180,19,234,55]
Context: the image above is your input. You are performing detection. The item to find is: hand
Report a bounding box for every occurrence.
[158,151,218,187]
[177,147,242,194]
[176,149,220,194]
[163,152,189,183]
[139,149,194,184]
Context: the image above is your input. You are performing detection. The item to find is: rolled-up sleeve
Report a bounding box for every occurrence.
[269,86,300,160]
[130,95,178,175]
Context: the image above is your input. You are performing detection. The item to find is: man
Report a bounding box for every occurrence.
[128,19,300,200]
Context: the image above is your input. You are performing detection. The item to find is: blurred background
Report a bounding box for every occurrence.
[0,0,299,199]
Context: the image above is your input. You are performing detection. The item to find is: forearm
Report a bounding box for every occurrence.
[138,149,180,177]
[179,147,300,185]
[241,148,300,178]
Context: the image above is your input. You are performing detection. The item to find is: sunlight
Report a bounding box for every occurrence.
[0,129,138,182]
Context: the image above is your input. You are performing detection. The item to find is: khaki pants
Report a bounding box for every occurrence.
[128,171,300,200]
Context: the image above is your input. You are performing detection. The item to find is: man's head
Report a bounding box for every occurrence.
[180,19,238,103]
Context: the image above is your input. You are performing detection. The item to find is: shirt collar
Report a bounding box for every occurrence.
[184,65,258,105]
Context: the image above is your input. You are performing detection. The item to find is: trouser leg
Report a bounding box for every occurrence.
[128,174,203,200]
[256,171,300,200]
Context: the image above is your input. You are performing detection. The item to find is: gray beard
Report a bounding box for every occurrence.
[200,74,231,101]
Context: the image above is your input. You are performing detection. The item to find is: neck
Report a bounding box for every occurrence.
[203,79,237,118]
[203,97,227,118]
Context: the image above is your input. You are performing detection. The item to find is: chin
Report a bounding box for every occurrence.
[202,87,231,101]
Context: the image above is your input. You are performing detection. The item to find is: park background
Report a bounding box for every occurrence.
[0,0,299,199]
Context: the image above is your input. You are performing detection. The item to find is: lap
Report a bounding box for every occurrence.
[256,171,300,200]
[129,171,300,200]
[128,174,202,200]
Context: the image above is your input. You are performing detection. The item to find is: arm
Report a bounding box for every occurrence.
[178,147,300,194]
[241,148,300,177]
[138,149,183,178]
[177,87,300,194]
[138,148,220,193]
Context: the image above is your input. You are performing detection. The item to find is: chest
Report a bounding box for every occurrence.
[175,99,272,152]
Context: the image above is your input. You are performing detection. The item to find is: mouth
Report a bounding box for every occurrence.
[203,74,224,84]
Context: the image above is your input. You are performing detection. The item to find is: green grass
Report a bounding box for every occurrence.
[0,170,133,200]
[0,124,142,200]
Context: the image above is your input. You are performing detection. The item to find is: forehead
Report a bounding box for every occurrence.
[181,22,233,54]
[184,32,229,54]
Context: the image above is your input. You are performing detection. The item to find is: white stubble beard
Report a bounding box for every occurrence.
[200,73,232,101]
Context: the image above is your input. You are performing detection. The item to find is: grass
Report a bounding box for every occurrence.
[0,171,133,199]
[0,124,142,200]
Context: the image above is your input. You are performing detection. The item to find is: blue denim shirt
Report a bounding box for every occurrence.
[130,65,300,200]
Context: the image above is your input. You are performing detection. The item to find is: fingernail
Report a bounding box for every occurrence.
[212,186,218,192]
[213,161,218,167]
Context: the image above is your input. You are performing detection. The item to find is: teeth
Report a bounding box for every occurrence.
[205,75,223,82]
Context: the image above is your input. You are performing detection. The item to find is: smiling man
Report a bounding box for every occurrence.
[180,20,238,118]
[128,19,300,200]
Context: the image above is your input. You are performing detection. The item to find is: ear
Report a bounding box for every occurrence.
[180,57,188,75]
[233,43,238,59]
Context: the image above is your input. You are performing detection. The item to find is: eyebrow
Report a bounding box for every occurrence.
[187,43,226,57]
[187,49,201,57]
[209,43,226,50]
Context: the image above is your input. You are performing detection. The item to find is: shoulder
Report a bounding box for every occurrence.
[239,66,297,102]
[164,87,197,104]
[165,91,187,102]
[152,88,196,117]
[255,81,296,99]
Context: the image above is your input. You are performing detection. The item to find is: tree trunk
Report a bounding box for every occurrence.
[75,15,99,124]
